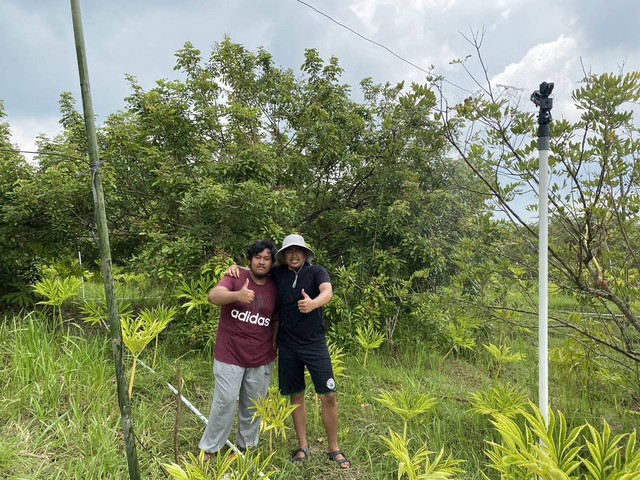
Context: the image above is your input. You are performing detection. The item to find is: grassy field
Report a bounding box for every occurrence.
[1,308,639,479]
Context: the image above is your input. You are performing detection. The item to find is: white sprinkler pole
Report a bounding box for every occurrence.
[538,146,549,425]
[531,82,554,426]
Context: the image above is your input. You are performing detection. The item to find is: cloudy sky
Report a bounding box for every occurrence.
[2,0,638,155]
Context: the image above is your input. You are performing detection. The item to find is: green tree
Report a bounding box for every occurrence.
[0,100,39,302]
[437,32,640,370]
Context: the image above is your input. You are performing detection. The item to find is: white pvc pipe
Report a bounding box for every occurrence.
[538,146,549,425]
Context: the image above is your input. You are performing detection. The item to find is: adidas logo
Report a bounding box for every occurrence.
[230,309,271,326]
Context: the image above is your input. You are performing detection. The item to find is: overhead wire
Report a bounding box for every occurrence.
[296,0,469,92]
[0,147,88,163]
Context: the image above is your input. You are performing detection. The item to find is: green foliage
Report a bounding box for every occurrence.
[442,55,640,368]
[32,275,82,328]
[442,318,480,361]
[1,281,34,309]
[3,311,640,478]
[172,260,235,352]
[482,402,640,480]
[483,343,526,379]
[121,305,176,397]
[550,330,625,408]
[326,258,417,350]
[469,382,529,419]
[380,429,465,479]
[356,322,385,367]
[163,449,276,480]
[250,386,299,452]
[80,295,135,328]
[328,342,347,380]
[176,275,217,315]
[375,388,438,440]
[582,423,640,479]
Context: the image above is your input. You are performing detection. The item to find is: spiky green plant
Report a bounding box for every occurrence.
[163,449,276,480]
[484,403,585,479]
[80,299,134,329]
[375,389,438,440]
[484,343,526,378]
[122,305,176,398]
[328,342,347,380]
[32,276,82,329]
[176,274,216,315]
[469,382,529,418]
[250,386,299,452]
[380,429,465,479]
[356,322,385,368]
[442,320,477,361]
[582,422,640,479]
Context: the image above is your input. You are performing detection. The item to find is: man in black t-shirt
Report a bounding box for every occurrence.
[272,234,350,469]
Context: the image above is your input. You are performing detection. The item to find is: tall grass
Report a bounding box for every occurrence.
[1,309,639,479]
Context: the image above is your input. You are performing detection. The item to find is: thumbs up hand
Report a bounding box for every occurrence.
[237,278,255,304]
[297,289,316,313]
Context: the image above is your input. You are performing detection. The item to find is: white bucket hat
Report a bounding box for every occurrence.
[275,234,315,264]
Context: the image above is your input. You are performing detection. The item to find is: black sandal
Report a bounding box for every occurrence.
[327,450,351,469]
[291,447,309,464]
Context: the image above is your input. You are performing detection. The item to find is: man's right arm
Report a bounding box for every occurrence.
[226,265,248,278]
[208,279,255,306]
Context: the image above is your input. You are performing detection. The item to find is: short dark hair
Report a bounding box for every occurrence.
[246,239,276,261]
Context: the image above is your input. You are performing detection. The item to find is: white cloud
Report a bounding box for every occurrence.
[7,115,61,164]
[1,0,639,151]
[491,34,582,121]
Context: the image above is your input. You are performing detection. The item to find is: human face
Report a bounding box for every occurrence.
[284,246,306,270]
[250,248,273,279]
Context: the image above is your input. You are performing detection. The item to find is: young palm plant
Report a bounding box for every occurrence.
[250,386,299,452]
[375,388,438,440]
[176,273,219,355]
[32,276,83,329]
[176,274,216,315]
[469,382,529,419]
[583,422,640,479]
[380,429,465,479]
[121,305,176,398]
[484,403,584,479]
[356,322,385,368]
[163,449,276,480]
[483,343,526,379]
[80,298,134,330]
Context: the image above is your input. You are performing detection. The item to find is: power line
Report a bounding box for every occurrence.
[296,0,468,92]
[0,147,88,163]
[298,0,432,75]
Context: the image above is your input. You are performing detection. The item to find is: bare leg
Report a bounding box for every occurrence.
[290,392,308,460]
[320,393,350,468]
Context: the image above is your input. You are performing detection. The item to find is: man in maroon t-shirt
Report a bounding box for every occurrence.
[199,240,278,459]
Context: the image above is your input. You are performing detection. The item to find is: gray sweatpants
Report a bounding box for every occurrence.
[199,359,274,453]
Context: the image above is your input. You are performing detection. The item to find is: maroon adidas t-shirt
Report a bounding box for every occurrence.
[214,270,277,368]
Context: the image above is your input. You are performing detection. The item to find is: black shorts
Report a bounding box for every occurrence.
[278,342,337,395]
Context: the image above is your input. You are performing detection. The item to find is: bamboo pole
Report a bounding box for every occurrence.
[69,1,141,478]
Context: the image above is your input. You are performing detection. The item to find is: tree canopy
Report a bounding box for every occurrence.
[2,37,640,371]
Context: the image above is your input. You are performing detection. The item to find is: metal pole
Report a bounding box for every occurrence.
[531,82,554,426]
[69,1,141,478]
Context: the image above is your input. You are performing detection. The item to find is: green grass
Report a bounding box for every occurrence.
[1,311,639,479]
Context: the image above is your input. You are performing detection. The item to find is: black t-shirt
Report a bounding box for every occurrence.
[271,263,331,347]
